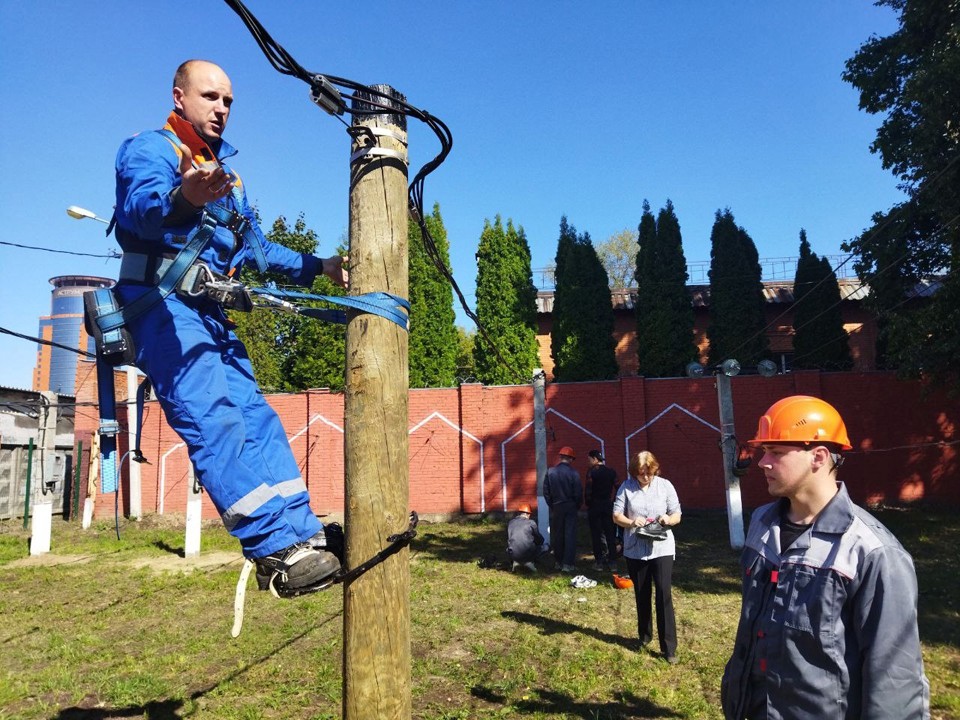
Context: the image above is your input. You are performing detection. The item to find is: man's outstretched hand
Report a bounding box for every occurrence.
[178,143,235,207]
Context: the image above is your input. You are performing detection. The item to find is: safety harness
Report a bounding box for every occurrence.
[85,128,409,495]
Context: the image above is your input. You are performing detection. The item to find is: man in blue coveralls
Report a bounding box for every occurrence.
[112,59,346,594]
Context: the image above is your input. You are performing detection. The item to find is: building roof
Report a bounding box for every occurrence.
[535,278,895,314]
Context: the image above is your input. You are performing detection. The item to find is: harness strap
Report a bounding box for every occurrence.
[95,355,120,494]
[157,129,269,274]
[97,211,218,332]
[251,287,411,330]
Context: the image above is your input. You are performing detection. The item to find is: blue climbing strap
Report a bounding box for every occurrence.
[251,287,410,330]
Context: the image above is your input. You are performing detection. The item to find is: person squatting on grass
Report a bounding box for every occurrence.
[506,503,549,572]
[721,395,930,719]
[111,60,347,594]
[543,446,582,573]
[613,450,682,664]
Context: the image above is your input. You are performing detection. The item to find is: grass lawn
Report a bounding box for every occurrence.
[0,508,957,719]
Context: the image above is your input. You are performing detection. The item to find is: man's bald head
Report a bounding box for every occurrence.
[172,60,233,144]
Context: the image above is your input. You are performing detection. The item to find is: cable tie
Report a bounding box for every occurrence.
[350,146,407,165]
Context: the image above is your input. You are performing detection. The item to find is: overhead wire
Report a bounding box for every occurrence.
[720,149,960,366]
[221,0,525,382]
[0,240,120,259]
[0,325,96,359]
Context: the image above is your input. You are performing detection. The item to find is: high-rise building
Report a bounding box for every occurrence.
[33,275,113,394]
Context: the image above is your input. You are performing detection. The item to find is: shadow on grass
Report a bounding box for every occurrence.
[54,699,183,719]
[503,610,636,651]
[472,684,682,719]
[414,520,507,564]
[152,540,185,558]
[49,612,342,720]
[872,508,960,650]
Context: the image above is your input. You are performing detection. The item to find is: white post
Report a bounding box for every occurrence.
[532,369,549,543]
[717,374,745,549]
[30,392,59,555]
[184,464,202,557]
[126,367,142,520]
[29,502,53,556]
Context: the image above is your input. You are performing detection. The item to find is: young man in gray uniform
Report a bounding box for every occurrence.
[722,395,929,719]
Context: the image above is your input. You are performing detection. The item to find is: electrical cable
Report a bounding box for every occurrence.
[0,325,96,359]
[719,150,960,366]
[0,240,120,259]
[222,0,526,382]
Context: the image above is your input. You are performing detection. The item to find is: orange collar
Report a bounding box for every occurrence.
[163,111,218,164]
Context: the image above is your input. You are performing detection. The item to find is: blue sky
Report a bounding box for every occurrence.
[0,1,903,389]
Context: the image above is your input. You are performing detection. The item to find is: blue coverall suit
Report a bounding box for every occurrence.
[113,111,324,560]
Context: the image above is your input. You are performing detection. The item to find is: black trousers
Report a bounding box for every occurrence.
[548,501,579,567]
[626,555,677,657]
[587,502,618,562]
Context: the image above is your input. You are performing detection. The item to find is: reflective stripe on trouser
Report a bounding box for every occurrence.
[117,287,322,558]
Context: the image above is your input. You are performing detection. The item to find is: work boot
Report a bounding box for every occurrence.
[255,542,341,593]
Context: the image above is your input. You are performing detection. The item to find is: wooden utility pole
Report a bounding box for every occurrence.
[343,85,411,720]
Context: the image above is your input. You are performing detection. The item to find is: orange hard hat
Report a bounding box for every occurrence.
[748,395,852,450]
[613,573,634,589]
[558,446,576,459]
[517,503,532,514]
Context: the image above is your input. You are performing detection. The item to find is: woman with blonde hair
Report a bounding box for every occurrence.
[613,450,682,663]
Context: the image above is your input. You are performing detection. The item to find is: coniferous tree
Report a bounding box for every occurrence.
[634,200,697,376]
[707,209,770,367]
[791,230,852,371]
[472,216,540,385]
[551,217,618,381]
[408,203,458,388]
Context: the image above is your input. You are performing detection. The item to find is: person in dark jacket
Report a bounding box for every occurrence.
[721,396,929,719]
[507,504,548,571]
[585,450,619,570]
[543,446,582,573]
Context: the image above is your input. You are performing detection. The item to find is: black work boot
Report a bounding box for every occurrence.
[254,542,340,593]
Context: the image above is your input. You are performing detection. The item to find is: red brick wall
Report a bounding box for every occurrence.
[72,370,960,521]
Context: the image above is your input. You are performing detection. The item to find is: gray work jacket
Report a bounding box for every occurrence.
[721,483,929,720]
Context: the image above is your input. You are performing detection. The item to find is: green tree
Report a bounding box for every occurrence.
[595,228,639,289]
[472,216,541,385]
[707,209,770,367]
[454,326,476,383]
[551,217,619,382]
[842,0,960,388]
[230,214,346,392]
[791,230,853,371]
[408,203,458,388]
[634,200,697,377]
